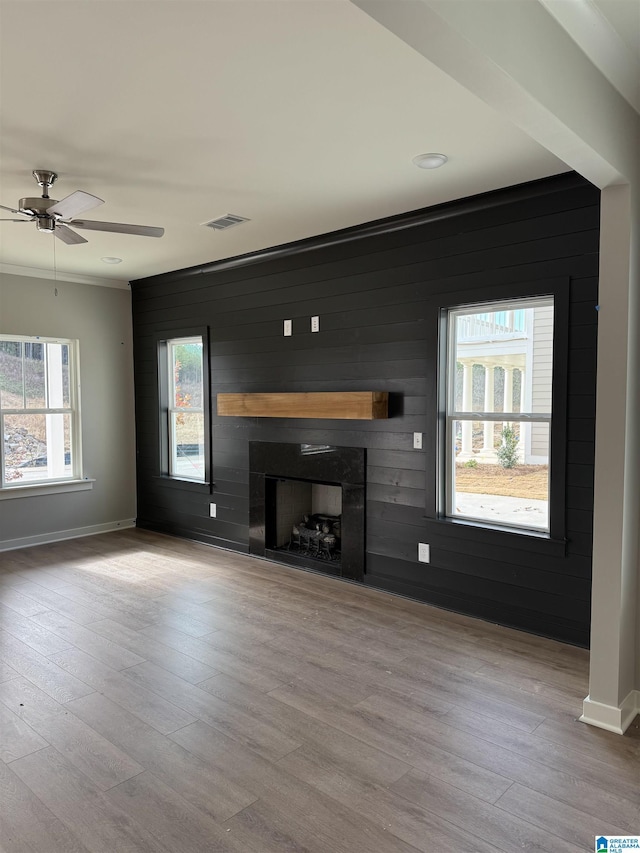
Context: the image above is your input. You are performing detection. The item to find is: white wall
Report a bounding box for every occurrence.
[0,272,136,548]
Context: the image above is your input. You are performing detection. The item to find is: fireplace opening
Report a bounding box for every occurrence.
[267,478,342,566]
[249,441,365,582]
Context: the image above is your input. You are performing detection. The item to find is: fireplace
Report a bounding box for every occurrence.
[249,442,365,581]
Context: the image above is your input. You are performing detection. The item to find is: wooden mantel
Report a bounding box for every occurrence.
[217,392,388,420]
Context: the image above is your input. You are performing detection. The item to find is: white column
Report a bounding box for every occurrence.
[501,367,515,460]
[505,310,514,332]
[582,184,640,734]
[460,360,473,457]
[482,364,495,453]
[503,367,513,415]
[519,368,528,463]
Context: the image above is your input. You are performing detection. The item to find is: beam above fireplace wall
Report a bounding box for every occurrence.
[217,391,388,420]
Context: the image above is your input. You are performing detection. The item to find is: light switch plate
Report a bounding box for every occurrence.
[284,319,292,336]
[311,315,320,333]
[413,432,423,450]
[209,503,217,518]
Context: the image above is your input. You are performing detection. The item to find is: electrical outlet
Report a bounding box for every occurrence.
[311,315,320,333]
[209,503,217,518]
[283,319,292,336]
[413,432,423,450]
[418,543,430,563]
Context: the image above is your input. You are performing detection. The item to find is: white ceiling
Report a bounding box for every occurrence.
[0,0,583,286]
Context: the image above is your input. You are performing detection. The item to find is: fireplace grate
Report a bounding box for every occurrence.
[280,512,341,562]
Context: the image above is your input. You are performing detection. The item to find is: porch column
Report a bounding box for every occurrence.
[503,367,513,417]
[519,367,527,463]
[482,363,495,453]
[461,360,473,456]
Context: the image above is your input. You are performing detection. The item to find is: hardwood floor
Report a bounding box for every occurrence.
[0,529,637,853]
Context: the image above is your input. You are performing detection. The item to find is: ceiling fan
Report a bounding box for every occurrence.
[0,170,164,244]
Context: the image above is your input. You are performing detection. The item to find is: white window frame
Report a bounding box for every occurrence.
[166,335,205,483]
[444,296,553,533]
[0,335,82,490]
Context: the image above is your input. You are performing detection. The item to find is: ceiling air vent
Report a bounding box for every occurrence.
[202,214,250,231]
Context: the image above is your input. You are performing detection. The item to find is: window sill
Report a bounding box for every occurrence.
[424,515,566,557]
[0,479,96,500]
[153,475,211,493]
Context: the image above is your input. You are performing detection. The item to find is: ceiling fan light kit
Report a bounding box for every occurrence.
[36,216,55,234]
[1,170,164,245]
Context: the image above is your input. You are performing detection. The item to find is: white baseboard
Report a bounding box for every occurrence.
[580,691,640,734]
[0,519,136,552]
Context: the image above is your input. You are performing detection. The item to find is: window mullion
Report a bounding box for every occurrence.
[447,312,457,415]
[44,342,50,409]
[168,408,175,476]
[0,412,4,488]
[169,344,176,410]
[0,409,74,417]
[445,414,454,517]
[452,412,551,422]
[21,344,26,409]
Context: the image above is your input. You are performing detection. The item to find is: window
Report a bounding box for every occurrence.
[444,296,554,533]
[0,336,81,488]
[164,336,205,482]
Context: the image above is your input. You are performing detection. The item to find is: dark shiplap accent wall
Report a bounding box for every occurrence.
[131,173,599,646]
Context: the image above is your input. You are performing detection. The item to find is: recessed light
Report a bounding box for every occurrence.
[412,153,448,169]
[101,257,122,264]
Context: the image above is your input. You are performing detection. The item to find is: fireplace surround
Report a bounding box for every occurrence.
[249,441,365,581]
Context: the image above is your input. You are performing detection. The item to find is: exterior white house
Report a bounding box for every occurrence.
[455,303,553,465]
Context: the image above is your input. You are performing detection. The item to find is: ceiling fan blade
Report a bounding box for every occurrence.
[0,218,32,222]
[47,191,104,220]
[70,219,164,238]
[0,203,30,216]
[54,224,88,245]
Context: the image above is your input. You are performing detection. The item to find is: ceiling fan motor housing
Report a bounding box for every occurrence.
[19,197,59,216]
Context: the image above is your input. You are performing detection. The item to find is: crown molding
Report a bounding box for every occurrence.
[133,171,580,288]
[0,263,129,290]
